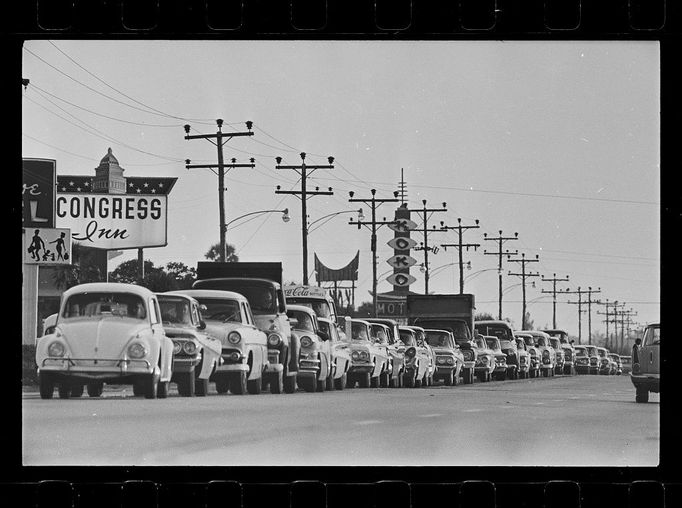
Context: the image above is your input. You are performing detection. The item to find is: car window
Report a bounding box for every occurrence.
[399,330,415,346]
[288,310,315,332]
[62,292,147,320]
[191,303,201,326]
[352,322,370,341]
[643,326,660,346]
[196,298,242,322]
[158,296,193,325]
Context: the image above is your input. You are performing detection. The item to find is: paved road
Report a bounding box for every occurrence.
[22,374,658,466]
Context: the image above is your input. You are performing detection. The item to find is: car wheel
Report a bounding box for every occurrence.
[39,373,55,399]
[58,383,71,399]
[283,374,297,394]
[70,384,84,397]
[269,371,284,394]
[87,382,103,398]
[157,380,169,399]
[299,377,316,393]
[461,368,472,385]
[132,380,144,396]
[358,372,371,388]
[334,372,347,390]
[230,371,248,395]
[177,372,195,397]
[247,373,262,395]
[379,370,390,388]
[143,373,159,399]
[403,370,415,388]
[316,376,326,392]
[215,375,230,394]
[635,387,649,403]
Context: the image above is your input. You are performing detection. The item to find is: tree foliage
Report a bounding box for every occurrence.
[52,243,105,290]
[475,312,495,321]
[204,243,239,262]
[109,259,197,292]
[353,301,374,318]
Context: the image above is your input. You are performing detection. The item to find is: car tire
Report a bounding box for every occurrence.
[635,387,649,403]
[87,382,104,398]
[283,374,297,394]
[157,380,169,399]
[334,372,347,390]
[230,371,248,395]
[70,384,84,397]
[326,371,335,391]
[460,367,471,385]
[39,373,55,399]
[143,373,159,399]
[132,380,144,396]
[403,370,415,388]
[269,371,284,394]
[58,383,71,399]
[299,376,316,393]
[215,375,230,394]
[247,373,262,395]
[177,372,195,397]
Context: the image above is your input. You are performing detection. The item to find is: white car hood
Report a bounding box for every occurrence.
[58,319,151,359]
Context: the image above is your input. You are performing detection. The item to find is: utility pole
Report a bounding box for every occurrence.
[349,189,399,317]
[440,218,481,294]
[507,253,540,330]
[597,299,619,349]
[275,152,334,285]
[619,308,638,353]
[483,230,519,320]
[541,273,570,329]
[410,200,448,295]
[566,286,601,344]
[184,120,254,262]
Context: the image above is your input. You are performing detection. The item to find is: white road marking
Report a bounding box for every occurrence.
[354,420,383,425]
[418,414,443,418]
[461,409,483,412]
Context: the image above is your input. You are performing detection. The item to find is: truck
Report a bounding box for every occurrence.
[193,262,299,394]
[406,293,477,384]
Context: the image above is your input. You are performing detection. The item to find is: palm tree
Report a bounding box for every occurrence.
[204,243,239,262]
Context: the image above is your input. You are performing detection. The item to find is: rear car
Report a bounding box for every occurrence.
[287,305,332,393]
[620,355,632,374]
[345,319,390,388]
[475,320,520,380]
[631,323,660,403]
[317,317,351,390]
[484,336,509,381]
[424,329,464,386]
[398,326,431,388]
[515,332,541,378]
[574,345,590,374]
[36,283,174,399]
[549,338,565,375]
[366,318,405,388]
[608,353,623,375]
[473,335,496,383]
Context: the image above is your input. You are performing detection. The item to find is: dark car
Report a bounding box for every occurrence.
[631,323,660,403]
[475,321,520,380]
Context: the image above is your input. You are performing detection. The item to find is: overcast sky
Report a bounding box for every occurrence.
[21,40,660,337]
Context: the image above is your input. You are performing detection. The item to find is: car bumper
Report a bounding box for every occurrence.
[434,365,455,375]
[39,357,155,379]
[172,357,201,373]
[349,363,374,374]
[462,361,476,370]
[631,374,660,392]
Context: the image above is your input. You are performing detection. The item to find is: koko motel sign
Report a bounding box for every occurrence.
[55,148,177,250]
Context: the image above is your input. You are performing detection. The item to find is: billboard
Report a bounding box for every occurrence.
[23,228,71,265]
[55,194,168,250]
[22,159,56,228]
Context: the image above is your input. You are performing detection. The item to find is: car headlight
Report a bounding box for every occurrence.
[437,357,446,365]
[300,336,313,348]
[268,333,282,347]
[462,350,473,361]
[227,332,241,345]
[48,341,65,357]
[405,347,416,358]
[183,341,197,355]
[172,341,182,354]
[632,363,640,374]
[542,350,550,358]
[446,357,454,365]
[128,343,147,359]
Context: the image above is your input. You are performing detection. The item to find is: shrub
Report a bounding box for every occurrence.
[22,345,39,386]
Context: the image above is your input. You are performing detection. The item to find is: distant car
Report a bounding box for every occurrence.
[608,353,622,375]
[36,283,174,399]
[404,325,436,387]
[514,337,531,379]
[317,317,352,390]
[544,329,575,375]
[573,345,590,374]
[398,326,431,388]
[287,305,333,393]
[548,337,565,375]
[527,331,556,377]
[484,336,510,381]
[620,355,632,374]
[369,322,397,388]
[631,323,660,403]
[366,318,405,388]
[473,335,496,383]
[596,346,612,375]
[424,328,464,386]
[475,321,520,380]
[346,319,391,388]
[584,345,600,375]
[157,292,222,397]
[171,289,269,395]
[514,332,541,378]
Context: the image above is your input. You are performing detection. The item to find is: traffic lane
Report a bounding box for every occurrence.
[22,375,658,466]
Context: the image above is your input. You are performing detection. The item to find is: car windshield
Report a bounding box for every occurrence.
[516,339,525,349]
[425,331,454,348]
[370,324,388,342]
[475,338,487,349]
[549,339,560,349]
[158,296,192,325]
[486,338,501,350]
[475,324,512,341]
[522,337,534,346]
[286,298,332,319]
[643,325,660,346]
[352,322,370,341]
[586,346,597,356]
[318,320,335,340]
[399,330,416,346]
[499,339,515,350]
[62,292,146,320]
[288,310,315,332]
[575,347,587,356]
[195,297,241,322]
[198,280,276,315]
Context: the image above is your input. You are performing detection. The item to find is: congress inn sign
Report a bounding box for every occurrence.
[55,148,177,250]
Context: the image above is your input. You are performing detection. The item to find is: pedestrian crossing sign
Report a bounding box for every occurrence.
[23,228,72,265]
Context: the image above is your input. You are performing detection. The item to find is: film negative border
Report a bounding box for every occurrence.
[14,0,672,35]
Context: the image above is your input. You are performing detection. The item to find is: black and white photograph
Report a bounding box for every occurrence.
[21,40,660,467]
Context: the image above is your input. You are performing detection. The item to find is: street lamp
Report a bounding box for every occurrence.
[308,209,364,233]
[225,208,290,229]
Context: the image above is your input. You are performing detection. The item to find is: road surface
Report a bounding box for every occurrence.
[22,374,658,466]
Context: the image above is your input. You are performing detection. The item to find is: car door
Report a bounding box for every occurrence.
[150,296,173,382]
[330,322,350,378]
[640,325,660,375]
[241,301,267,373]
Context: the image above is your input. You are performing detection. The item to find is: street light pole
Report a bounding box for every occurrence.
[184,120,254,262]
[410,200,447,295]
[507,253,540,330]
[275,153,334,285]
[440,218,481,294]
[224,208,290,229]
[483,230,519,320]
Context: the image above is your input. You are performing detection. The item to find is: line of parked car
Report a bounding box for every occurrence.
[34,280,624,400]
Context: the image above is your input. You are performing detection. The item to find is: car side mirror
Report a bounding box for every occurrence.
[198,320,206,330]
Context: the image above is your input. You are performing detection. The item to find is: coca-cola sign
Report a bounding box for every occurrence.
[283,285,329,299]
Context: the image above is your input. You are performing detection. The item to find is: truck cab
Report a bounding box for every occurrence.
[193,262,298,394]
[631,322,660,403]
